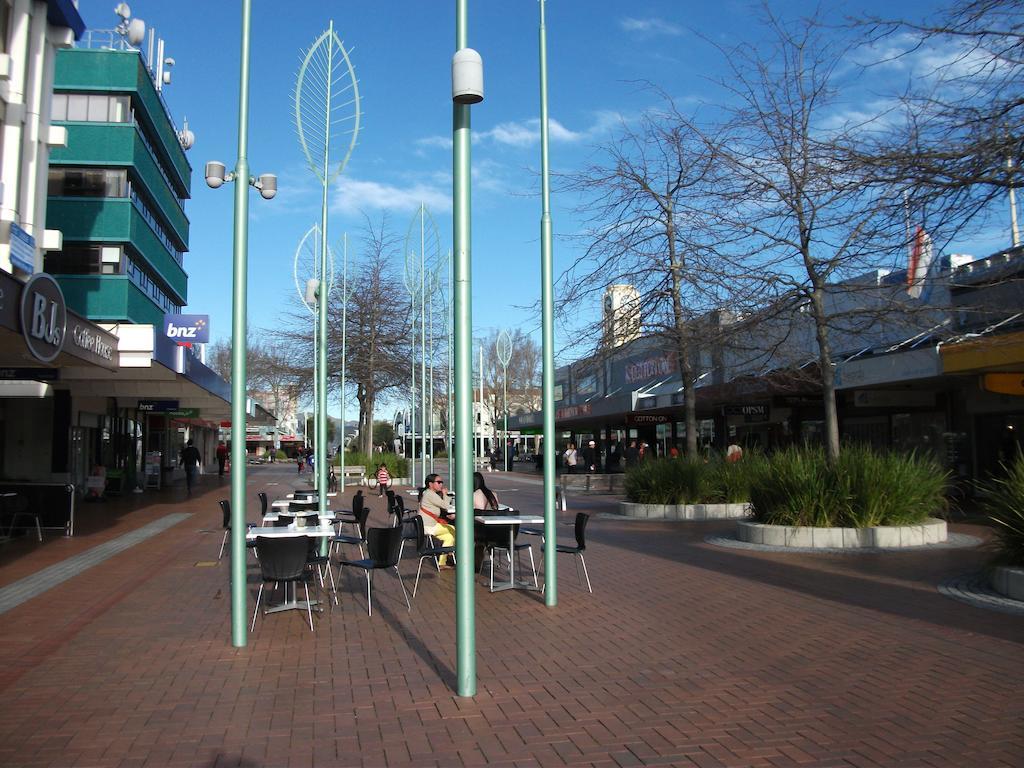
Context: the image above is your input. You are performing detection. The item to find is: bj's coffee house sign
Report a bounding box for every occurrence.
[0,270,118,371]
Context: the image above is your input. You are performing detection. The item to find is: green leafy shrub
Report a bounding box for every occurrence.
[982,455,1024,567]
[704,454,762,503]
[618,460,733,507]
[748,445,947,527]
[335,451,408,478]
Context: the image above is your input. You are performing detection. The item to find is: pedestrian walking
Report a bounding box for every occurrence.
[216,441,228,476]
[179,439,201,495]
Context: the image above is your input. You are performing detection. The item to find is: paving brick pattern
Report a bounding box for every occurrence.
[0,467,1021,767]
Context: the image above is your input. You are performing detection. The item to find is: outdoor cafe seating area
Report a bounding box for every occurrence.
[223,485,592,632]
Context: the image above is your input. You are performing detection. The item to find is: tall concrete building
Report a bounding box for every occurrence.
[45,37,189,324]
[602,283,641,348]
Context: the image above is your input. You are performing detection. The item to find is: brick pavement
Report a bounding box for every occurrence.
[0,466,1020,767]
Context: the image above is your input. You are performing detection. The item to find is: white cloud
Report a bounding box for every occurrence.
[620,17,683,37]
[331,177,451,215]
[415,135,453,150]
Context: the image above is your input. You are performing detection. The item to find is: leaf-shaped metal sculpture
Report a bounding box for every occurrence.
[496,329,513,368]
[294,22,360,185]
[293,223,335,315]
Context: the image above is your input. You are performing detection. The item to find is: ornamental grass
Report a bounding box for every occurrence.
[625,445,947,526]
[747,445,947,527]
[982,454,1024,568]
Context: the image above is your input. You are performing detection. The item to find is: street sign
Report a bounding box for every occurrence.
[138,399,180,412]
[9,222,35,274]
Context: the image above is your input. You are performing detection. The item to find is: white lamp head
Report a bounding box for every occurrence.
[204,161,226,189]
[452,48,484,105]
[305,278,320,305]
[257,174,277,200]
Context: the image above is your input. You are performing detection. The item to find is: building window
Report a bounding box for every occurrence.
[48,167,127,198]
[52,93,131,123]
[45,244,122,275]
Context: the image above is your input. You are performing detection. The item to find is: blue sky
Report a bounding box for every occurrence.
[76,1,1015,361]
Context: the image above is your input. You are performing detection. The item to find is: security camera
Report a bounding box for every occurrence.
[114,3,132,20]
[163,57,175,68]
[305,278,319,305]
[205,161,226,189]
[256,173,277,200]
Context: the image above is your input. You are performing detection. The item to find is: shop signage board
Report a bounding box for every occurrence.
[555,403,592,420]
[65,312,118,371]
[20,273,66,363]
[626,413,670,425]
[853,390,936,408]
[144,451,162,489]
[138,399,180,412]
[724,404,769,418]
[169,408,201,418]
[0,367,59,381]
[834,348,940,389]
[163,314,209,344]
[9,222,35,274]
[982,373,1024,396]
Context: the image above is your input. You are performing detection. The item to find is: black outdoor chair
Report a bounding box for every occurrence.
[410,515,455,597]
[303,519,338,606]
[543,512,592,593]
[331,503,369,559]
[333,490,364,533]
[218,499,257,561]
[250,535,316,632]
[337,526,411,616]
[257,491,269,517]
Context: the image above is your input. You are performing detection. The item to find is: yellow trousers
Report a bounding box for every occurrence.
[429,521,456,566]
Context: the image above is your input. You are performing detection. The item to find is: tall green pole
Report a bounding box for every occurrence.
[316,21,334,517]
[340,233,347,481]
[420,205,427,485]
[453,0,476,697]
[229,0,253,647]
[539,0,557,605]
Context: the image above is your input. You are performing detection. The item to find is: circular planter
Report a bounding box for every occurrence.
[735,518,947,548]
[991,566,1024,601]
[618,501,752,520]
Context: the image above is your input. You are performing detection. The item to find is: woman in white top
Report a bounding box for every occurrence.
[563,443,578,474]
[472,471,499,511]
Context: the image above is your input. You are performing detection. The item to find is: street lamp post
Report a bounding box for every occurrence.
[452,0,483,697]
[204,0,277,648]
[496,330,512,471]
[538,0,558,604]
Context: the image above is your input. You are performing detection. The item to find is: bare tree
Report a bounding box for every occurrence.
[704,7,921,461]
[273,215,413,455]
[858,1,1023,202]
[558,96,732,460]
[477,329,542,445]
[331,216,412,455]
[207,337,304,420]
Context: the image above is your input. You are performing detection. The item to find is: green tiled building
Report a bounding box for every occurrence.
[45,45,189,325]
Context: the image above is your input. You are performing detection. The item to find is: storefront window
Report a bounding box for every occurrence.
[891,412,946,462]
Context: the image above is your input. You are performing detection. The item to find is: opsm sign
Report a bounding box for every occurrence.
[164,314,209,344]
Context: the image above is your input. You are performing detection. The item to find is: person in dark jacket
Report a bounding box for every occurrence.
[582,440,600,473]
[624,439,640,468]
[180,439,201,495]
